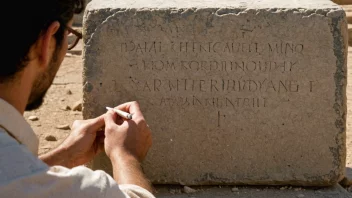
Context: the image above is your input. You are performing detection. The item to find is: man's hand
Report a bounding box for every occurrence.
[39,115,105,168]
[104,101,153,193]
[40,101,154,193]
[104,101,152,161]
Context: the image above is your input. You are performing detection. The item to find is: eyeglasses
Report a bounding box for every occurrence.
[66,26,82,50]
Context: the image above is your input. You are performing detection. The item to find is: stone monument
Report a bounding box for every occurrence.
[82,0,348,186]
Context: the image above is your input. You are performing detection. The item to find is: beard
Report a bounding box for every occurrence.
[25,48,61,111]
[25,88,48,111]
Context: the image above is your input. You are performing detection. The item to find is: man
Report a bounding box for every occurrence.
[0,0,154,197]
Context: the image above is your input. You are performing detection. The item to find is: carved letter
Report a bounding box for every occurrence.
[154,79,162,91]
[211,79,219,92]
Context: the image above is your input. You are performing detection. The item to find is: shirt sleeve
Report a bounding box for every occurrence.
[2,162,155,198]
[0,130,155,198]
[46,165,156,198]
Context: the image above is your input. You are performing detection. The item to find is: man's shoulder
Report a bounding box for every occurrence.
[0,129,48,185]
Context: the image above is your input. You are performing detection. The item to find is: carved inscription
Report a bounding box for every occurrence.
[116,24,316,127]
[130,78,300,93]
[159,96,268,108]
[137,60,296,73]
[119,41,304,55]
[121,41,312,109]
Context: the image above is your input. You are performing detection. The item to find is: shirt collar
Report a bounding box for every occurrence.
[0,98,38,155]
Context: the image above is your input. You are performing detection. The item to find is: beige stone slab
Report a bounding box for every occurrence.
[155,184,352,198]
[83,0,348,185]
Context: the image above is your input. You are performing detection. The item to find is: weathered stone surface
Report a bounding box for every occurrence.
[83,0,348,185]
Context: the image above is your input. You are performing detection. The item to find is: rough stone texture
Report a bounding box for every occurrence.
[83,0,348,186]
[155,184,352,198]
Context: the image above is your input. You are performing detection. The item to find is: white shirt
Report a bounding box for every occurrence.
[0,98,155,198]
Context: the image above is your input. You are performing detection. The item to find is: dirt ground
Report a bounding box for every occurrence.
[23,26,352,196]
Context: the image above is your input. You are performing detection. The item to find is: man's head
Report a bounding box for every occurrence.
[2,0,85,111]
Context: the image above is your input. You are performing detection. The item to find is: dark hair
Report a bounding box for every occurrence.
[2,0,85,82]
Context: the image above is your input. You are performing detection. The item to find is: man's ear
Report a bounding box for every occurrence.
[38,21,61,69]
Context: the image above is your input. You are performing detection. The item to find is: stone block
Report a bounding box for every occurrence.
[83,0,348,186]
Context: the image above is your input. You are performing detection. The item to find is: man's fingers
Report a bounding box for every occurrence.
[104,110,118,127]
[115,101,143,119]
[87,114,105,133]
[114,101,135,112]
